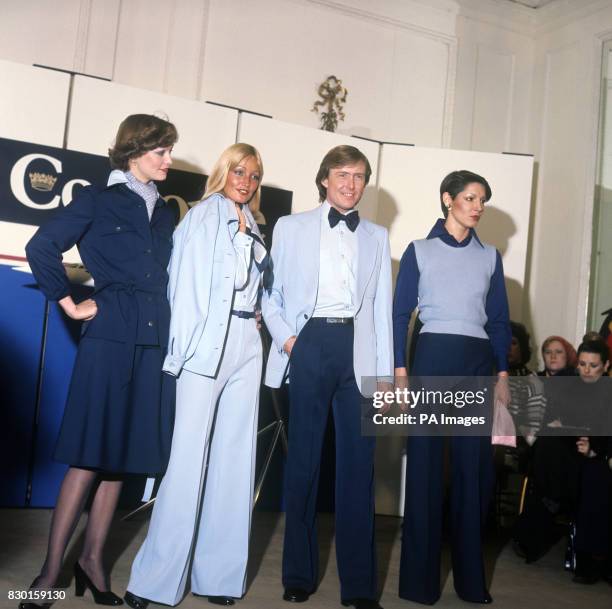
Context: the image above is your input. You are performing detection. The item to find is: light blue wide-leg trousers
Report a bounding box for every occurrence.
[128,316,262,605]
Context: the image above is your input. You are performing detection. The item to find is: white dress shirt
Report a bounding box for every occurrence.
[312,200,358,318]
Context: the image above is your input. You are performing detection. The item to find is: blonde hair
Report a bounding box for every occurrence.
[203,143,264,213]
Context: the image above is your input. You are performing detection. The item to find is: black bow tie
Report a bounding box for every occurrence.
[328,207,360,232]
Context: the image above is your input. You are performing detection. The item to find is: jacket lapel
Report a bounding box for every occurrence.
[355,220,378,310]
[298,207,322,287]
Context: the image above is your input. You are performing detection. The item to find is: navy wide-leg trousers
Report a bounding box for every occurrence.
[399,333,495,605]
[283,319,377,601]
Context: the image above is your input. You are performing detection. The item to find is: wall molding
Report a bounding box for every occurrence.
[194,1,210,101]
[109,0,123,82]
[162,0,177,94]
[442,39,458,148]
[505,53,518,151]
[74,0,93,73]
[535,0,612,36]
[457,0,537,37]
[304,0,458,44]
[469,45,518,151]
[302,0,458,148]
[578,29,612,337]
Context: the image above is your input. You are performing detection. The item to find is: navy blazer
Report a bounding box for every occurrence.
[26,182,175,377]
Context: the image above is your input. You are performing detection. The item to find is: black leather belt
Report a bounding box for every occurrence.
[231,310,256,319]
[311,316,353,325]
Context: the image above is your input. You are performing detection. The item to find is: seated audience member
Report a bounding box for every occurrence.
[538,335,577,377]
[513,336,579,561]
[509,321,534,376]
[582,330,612,376]
[571,341,611,585]
[505,322,543,470]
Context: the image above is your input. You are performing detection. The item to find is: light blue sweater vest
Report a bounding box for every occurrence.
[413,237,497,339]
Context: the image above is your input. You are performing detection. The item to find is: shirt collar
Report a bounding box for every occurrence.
[106,170,164,208]
[107,169,128,187]
[220,193,257,234]
[427,218,483,248]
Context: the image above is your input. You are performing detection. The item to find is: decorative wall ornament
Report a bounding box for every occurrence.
[311,75,348,132]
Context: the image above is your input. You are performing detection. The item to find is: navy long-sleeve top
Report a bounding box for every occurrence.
[26,181,175,355]
[393,218,511,372]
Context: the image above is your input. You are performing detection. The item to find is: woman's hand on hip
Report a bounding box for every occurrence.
[59,295,98,321]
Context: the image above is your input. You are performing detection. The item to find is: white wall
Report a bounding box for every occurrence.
[453,1,536,154]
[203,0,457,146]
[526,0,612,353]
[0,0,534,149]
[67,76,238,175]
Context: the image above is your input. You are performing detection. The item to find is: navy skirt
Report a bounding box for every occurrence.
[54,337,175,474]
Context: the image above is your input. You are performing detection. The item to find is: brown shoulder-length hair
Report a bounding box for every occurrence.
[108,114,178,170]
[315,145,372,202]
[203,143,264,213]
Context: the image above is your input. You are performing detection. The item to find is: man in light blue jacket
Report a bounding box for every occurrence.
[262,145,392,609]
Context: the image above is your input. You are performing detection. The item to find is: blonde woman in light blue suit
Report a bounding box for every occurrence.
[125,144,267,609]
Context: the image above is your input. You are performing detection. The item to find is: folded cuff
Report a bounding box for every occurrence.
[163,353,186,376]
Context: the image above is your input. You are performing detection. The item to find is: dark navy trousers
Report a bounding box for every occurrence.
[399,333,495,605]
[283,318,377,601]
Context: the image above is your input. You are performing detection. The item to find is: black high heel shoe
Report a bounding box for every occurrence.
[74,562,123,606]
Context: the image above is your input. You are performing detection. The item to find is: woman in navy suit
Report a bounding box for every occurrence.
[393,170,511,605]
[22,114,178,608]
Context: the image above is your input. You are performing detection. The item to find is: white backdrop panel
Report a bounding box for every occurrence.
[0,60,70,146]
[237,114,380,220]
[67,76,238,175]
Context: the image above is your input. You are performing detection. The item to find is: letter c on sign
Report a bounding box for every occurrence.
[62,179,90,205]
[10,153,62,209]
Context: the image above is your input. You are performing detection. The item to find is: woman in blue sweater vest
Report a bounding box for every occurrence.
[393,170,511,605]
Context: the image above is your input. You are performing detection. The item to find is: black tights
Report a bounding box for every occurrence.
[32,467,123,592]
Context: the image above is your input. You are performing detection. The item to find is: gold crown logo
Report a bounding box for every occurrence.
[29,172,58,192]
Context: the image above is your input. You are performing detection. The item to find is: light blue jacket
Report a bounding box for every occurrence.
[262,204,393,396]
[163,193,262,377]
